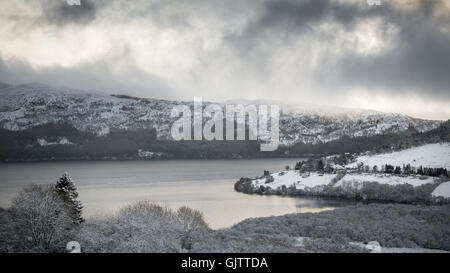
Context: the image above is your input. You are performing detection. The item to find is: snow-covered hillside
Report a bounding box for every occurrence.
[239,143,450,202]
[347,143,450,169]
[0,83,441,145]
[250,143,449,192]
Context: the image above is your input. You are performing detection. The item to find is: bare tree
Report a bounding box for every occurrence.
[176,206,209,250]
[10,185,72,252]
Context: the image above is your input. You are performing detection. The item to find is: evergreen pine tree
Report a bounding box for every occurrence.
[54,173,84,225]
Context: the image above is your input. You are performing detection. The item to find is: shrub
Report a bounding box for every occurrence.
[76,202,211,253]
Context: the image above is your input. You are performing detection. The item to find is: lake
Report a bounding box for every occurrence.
[0,159,355,229]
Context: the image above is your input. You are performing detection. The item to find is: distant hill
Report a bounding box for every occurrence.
[0,82,446,161]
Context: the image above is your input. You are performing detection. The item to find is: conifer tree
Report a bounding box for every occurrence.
[54,173,84,224]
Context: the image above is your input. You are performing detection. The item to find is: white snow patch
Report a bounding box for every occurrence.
[137,149,165,158]
[37,137,73,146]
[37,138,49,146]
[253,171,335,190]
[432,182,450,198]
[58,137,73,145]
[293,237,307,247]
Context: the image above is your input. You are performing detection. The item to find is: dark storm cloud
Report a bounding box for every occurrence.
[227,0,374,49]
[42,0,97,25]
[222,0,376,77]
[230,0,445,47]
[336,1,450,100]
[225,0,450,100]
[259,0,362,30]
[338,20,450,100]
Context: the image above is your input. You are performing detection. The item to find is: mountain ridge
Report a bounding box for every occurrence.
[0,82,442,146]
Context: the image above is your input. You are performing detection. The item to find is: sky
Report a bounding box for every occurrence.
[0,0,449,120]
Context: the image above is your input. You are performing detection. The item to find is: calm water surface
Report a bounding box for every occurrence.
[0,159,354,229]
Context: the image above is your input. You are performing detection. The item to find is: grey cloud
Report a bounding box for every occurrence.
[222,1,384,81]
[335,0,450,100]
[0,57,177,100]
[224,0,450,100]
[231,0,443,44]
[338,23,450,100]
[227,1,372,47]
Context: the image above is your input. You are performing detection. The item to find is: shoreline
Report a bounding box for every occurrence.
[0,155,317,164]
[234,172,450,205]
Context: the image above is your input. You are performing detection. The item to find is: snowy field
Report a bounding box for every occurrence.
[432,182,450,198]
[334,173,436,189]
[346,143,450,169]
[253,171,335,190]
